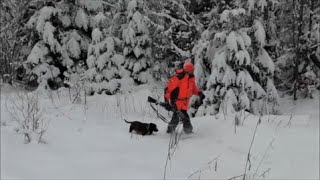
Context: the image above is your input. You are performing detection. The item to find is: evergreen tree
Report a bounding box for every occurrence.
[23,0,95,89]
[84,22,128,95]
[274,0,320,99]
[122,0,154,84]
[191,5,280,118]
[147,0,200,73]
[0,0,54,85]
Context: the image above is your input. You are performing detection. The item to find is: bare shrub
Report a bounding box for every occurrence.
[6,92,49,143]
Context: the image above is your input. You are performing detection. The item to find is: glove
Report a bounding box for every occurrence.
[147,96,157,104]
[170,102,177,112]
[163,101,172,111]
[198,91,205,101]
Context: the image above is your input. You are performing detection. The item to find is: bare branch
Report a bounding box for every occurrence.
[253,138,275,179]
[163,123,184,179]
[5,92,48,143]
[99,0,117,8]
[285,112,294,127]
[187,154,222,179]
[259,168,271,178]
[228,174,245,180]
[48,91,73,121]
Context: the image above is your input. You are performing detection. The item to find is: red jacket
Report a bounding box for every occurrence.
[165,70,199,110]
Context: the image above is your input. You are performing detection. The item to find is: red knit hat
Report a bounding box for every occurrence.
[183,61,194,73]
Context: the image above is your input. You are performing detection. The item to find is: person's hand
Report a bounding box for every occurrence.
[163,101,172,111]
[198,91,205,101]
[170,103,177,112]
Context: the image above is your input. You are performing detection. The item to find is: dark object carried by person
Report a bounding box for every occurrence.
[147,96,173,111]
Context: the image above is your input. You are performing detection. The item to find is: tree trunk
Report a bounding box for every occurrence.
[292,0,297,100]
[310,53,320,69]
[309,0,314,38]
[264,0,270,21]
[294,0,304,100]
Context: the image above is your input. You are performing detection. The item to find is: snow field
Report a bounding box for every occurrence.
[1,87,319,179]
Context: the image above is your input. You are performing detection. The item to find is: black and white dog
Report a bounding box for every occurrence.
[124,119,158,136]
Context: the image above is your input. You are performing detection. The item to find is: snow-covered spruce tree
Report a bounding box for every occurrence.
[23,0,96,90]
[24,5,65,90]
[3,0,56,87]
[84,14,131,95]
[121,0,154,84]
[191,7,279,119]
[65,0,132,96]
[109,0,128,39]
[141,0,170,81]
[188,0,217,29]
[274,0,320,99]
[0,0,36,83]
[146,0,200,75]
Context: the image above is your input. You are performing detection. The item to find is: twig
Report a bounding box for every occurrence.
[171,127,183,155]
[275,120,282,131]
[99,0,118,8]
[48,91,73,121]
[163,132,174,179]
[270,105,296,124]
[163,119,184,179]
[259,168,271,178]
[243,117,260,180]
[310,42,320,49]
[117,93,124,121]
[214,161,218,172]
[242,111,251,125]
[71,88,82,104]
[253,138,275,179]
[187,154,222,179]
[5,92,48,143]
[285,112,293,127]
[228,174,245,180]
[275,113,295,132]
[151,11,188,25]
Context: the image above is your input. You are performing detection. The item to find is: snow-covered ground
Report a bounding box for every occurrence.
[1,85,319,179]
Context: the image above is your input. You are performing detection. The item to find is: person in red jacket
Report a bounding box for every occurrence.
[164,61,204,134]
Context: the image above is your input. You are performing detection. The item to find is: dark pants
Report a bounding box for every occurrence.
[167,110,193,134]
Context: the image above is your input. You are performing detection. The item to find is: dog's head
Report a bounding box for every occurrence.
[149,123,158,133]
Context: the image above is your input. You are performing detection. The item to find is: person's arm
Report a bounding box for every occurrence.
[165,77,179,103]
[192,78,200,96]
[192,78,205,100]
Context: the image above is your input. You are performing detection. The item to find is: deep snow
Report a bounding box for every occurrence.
[1,85,319,179]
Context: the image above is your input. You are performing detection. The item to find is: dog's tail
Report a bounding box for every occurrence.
[123,119,132,124]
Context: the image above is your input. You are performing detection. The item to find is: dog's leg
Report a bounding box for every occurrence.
[135,134,139,140]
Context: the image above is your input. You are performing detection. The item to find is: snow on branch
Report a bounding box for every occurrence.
[75,8,89,31]
[99,0,118,8]
[171,42,191,57]
[253,20,266,47]
[143,16,164,31]
[151,12,188,26]
[257,48,275,75]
